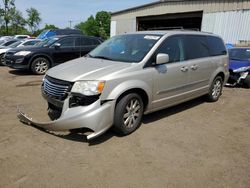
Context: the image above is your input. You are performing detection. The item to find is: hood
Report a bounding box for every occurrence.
[46,57,133,82]
[229,59,250,71]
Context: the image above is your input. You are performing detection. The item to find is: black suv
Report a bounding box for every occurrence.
[4,35,102,74]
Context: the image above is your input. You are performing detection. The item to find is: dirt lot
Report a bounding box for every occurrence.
[0,66,249,188]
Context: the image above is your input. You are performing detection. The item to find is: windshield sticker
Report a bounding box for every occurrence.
[144,35,160,40]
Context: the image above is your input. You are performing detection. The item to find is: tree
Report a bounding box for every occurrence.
[1,0,15,34]
[75,15,99,36]
[43,24,58,30]
[9,8,26,34]
[75,11,111,39]
[26,7,41,34]
[95,11,111,39]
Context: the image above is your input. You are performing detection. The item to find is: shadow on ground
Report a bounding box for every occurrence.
[9,69,34,76]
[142,96,204,124]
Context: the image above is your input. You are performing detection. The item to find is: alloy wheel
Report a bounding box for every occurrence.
[123,98,141,128]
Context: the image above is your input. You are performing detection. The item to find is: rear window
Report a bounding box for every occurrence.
[184,35,210,60]
[207,36,227,56]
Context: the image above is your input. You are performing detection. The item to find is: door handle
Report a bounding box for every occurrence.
[191,65,198,70]
[181,66,188,72]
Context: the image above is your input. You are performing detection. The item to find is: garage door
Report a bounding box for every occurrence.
[137,11,203,31]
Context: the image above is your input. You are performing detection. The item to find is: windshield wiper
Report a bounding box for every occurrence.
[91,55,113,61]
[230,58,246,61]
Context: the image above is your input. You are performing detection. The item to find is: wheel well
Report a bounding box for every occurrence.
[29,55,52,69]
[216,72,225,82]
[116,88,149,111]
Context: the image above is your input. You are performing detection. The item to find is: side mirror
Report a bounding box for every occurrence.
[54,43,61,49]
[156,53,169,65]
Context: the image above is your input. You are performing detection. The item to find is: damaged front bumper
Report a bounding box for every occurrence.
[18,98,115,140]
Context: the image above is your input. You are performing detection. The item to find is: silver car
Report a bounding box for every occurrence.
[19,30,229,140]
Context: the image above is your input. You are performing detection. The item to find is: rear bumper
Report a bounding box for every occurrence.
[18,98,115,140]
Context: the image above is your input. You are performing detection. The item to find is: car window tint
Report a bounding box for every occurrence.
[155,36,185,63]
[184,35,210,59]
[82,38,94,46]
[24,41,36,45]
[92,39,100,45]
[207,36,227,56]
[58,38,74,47]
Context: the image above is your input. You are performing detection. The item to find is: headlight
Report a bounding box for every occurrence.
[14,51,31,56]
[71,81,105,96]
[233,66,250,73]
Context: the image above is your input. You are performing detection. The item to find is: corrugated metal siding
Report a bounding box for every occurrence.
[112,0,250,20]
[201,10,250,43]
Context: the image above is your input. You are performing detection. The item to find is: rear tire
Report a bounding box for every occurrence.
[243,75,250,88]
[31,57,49,75]
[113,93,144,136]
[207,76,223,102]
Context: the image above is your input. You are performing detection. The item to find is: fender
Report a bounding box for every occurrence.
[102,79,152,105]
[209,66,229,87]
[28,53,53,67]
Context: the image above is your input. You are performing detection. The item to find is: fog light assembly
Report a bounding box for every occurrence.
[69,93,100,108]
[15,58,24,64]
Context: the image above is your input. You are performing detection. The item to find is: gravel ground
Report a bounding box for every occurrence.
[0,66,249,188]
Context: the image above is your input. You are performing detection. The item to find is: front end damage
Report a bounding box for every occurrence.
[18,76,115,140]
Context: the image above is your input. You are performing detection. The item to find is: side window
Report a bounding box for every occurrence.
[81,37,93,46]
[184,35,210,60]
[58,37,75,47]
[207,36,227,56]
[92,39,100,45]
[24,41,36,46]
[155,36,185,63]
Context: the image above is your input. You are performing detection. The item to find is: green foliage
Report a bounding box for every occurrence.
[0,1,44,36]
[95,11,111,39]
[9,8,26,34]
[26,7,41,34]
[75,11,111,39]
[44,24,58,30]
[1,0,16,34]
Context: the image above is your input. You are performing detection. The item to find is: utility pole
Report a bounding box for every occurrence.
[68,20,73,28]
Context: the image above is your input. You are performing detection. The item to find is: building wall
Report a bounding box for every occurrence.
[111,0,250,42]
[202,9,250,43]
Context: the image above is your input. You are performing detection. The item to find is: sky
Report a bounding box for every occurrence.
[11,0,156,28]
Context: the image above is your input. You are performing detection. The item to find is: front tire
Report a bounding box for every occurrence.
[31,57,49,75]
[113,93,144,136]
[207,76,223,102]
[0,54,5,66]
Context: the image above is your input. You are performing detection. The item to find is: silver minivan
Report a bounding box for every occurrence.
[19,30,229,140]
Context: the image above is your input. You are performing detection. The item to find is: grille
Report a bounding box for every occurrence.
[43,76,71,100]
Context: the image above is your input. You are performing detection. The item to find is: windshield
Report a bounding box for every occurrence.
[35,37,59,47]
[89,34,162,63]
[9,41,22,48]
[229,48,250,61]
[37,30,49,39]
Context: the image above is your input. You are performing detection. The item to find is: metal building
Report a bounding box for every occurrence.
[111,0,250,44]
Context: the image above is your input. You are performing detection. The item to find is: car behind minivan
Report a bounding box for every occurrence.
[5,35,102,74]
[18,31,229,140]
